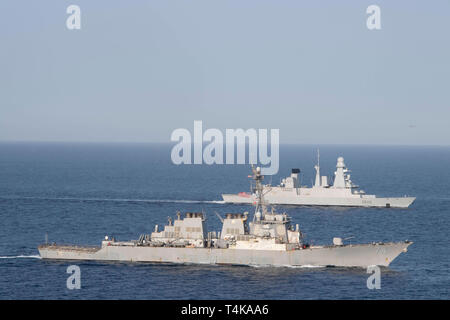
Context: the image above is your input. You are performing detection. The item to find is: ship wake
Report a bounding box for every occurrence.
[0,255,41,259]
[1,196,225,205]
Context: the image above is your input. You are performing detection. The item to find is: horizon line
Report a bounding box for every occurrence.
[0,140,448,148]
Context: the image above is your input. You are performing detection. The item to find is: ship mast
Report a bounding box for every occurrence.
[251,165,268,221]
[314,149,321,187]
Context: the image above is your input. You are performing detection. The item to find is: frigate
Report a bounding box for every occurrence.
[222,153,415,208]
[38,167,412,267]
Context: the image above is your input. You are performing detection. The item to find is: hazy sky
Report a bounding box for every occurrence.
[0,1,449,145]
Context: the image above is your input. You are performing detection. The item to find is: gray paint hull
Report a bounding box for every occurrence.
[222,194,415,208]
[38,241,412,267]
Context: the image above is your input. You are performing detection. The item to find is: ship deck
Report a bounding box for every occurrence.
[38,244,101,253]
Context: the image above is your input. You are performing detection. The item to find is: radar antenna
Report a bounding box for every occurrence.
[250,165,268,221]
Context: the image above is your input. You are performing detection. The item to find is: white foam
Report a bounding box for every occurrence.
[285,264,325,269]
[1,196,226,205]
[249,264,325,269]
[0,254,41,259]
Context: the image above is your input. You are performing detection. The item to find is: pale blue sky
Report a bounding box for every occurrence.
[0,1,449,145]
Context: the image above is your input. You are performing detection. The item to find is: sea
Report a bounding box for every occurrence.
[0,142,448,299]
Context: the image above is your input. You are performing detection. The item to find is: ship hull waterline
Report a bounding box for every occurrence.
[38,241,412,268]
[222,194,415,208]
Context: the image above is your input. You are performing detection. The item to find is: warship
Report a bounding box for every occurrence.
[38,167,412,267]
[223,153,415,208]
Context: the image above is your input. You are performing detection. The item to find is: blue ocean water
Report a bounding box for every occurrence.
[0,142,448,299]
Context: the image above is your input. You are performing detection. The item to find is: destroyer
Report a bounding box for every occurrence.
[222,153,415,208]
[38,167,412,267]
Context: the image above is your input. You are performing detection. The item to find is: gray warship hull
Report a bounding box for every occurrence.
[222,155,416,208]
[38,241,412,268]
[222,193,415,208]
